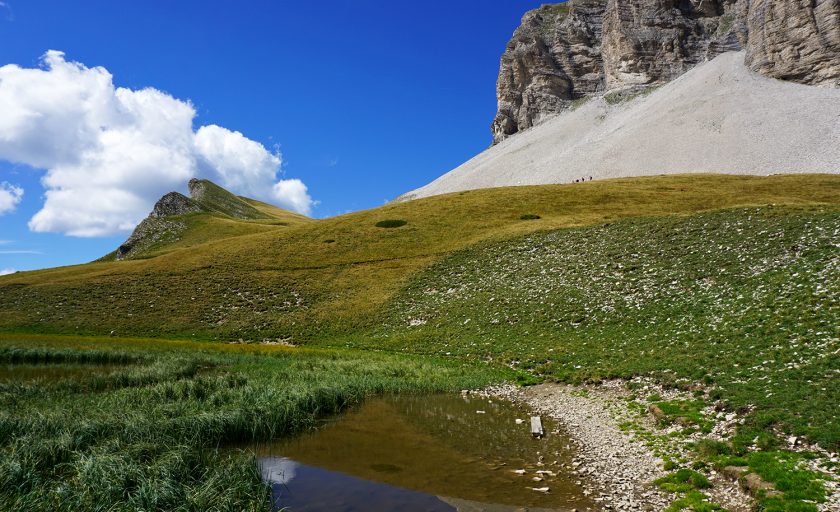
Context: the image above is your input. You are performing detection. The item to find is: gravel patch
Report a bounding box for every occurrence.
[480,381,756,511]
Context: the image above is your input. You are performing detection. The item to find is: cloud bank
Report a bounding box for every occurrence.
[0,51,313,236]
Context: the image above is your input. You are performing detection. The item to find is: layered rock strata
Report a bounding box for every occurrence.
[493,0,839,143]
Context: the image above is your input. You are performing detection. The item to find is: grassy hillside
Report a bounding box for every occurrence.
[1,173,838,510]
[1,174,837,342]
[348,205,839,449]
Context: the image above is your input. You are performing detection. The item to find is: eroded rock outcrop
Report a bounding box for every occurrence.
[493,0,840,143]
[115,217,189,261]
[115,193,204,260]
[744,0,840,87]
[150,192,204,218]
[112,179,275,261]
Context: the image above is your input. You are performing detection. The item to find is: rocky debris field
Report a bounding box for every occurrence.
[404,51,840,201]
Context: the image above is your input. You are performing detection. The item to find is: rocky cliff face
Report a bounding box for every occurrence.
[493,0,839,143]
[601,0,742,90]
[115,193,203,260]
[150,192,204,218]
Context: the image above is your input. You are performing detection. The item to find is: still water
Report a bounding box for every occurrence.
[249,393,597,512]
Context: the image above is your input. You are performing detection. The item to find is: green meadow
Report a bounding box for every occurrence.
[0,337,500,511]
[1,174,838,510]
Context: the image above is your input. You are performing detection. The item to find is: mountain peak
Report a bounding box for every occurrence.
[109,179,283,261]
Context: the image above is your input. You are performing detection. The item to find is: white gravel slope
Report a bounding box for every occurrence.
[403,52,840,200]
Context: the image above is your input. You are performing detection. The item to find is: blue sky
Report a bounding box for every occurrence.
[0,0,550,272]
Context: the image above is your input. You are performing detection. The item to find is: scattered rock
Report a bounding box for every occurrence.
[723,465,748,481]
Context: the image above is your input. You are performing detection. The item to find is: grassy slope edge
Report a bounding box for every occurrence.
[1,174,837,341]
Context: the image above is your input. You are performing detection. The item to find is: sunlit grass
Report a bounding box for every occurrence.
[0,338,503,511]
[1,174,837,343]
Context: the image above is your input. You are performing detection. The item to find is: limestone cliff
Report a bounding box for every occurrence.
[744,0,840,87]
[492,0,839,143]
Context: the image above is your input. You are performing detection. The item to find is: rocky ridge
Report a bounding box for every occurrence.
[114,193,204,261]
[493,0,840,143]
[149,192,205,218]
[187,178,269,221]
[113,179,269,261]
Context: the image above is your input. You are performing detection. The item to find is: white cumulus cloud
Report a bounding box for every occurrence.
[271,179,313,215]
[0,268,16,276]
[0,182,23,214]
[0,51,313,236]
[195,125,312,215]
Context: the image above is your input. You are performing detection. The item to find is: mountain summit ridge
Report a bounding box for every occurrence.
[111,179,302,261]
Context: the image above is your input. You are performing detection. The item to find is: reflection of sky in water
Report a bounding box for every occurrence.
[260,457,298,486]
[250,395,595,511]
[259,457,456,512]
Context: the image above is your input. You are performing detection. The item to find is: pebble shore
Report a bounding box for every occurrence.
[481,382,756,511]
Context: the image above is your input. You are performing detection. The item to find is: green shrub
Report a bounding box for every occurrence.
[520,214,541,220]
[375,219,407,228]
[656,469,712,493]
[604,91,623,105]
[570,96,591,111]
[513,371,542,386]
[717,14,735,35]
[695,439,732,458]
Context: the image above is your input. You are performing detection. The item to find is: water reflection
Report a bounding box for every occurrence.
[250,394,597,512]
